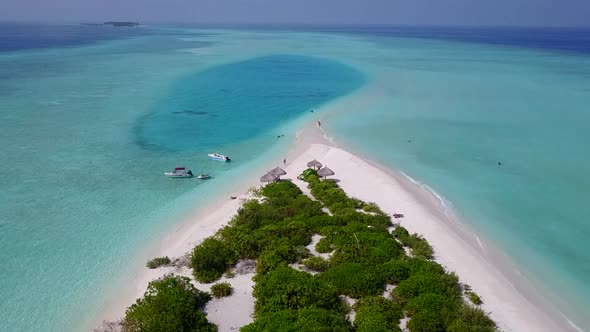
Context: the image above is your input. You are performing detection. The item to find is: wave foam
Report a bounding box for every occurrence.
[399,171,454,216]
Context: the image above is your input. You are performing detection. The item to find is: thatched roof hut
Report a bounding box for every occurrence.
[306,159,323,170]
[317,166,335,179]
[260,172,278,183]
[269,166,287,177]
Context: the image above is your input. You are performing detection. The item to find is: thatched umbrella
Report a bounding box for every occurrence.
[269,166,287,179]
[317,166,335,179]
[260,172,278,183]
[307,159,323,170]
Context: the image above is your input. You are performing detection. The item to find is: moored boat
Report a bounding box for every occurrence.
[208,153,231,162]
[197,173,211,179]
[164,167,193,178]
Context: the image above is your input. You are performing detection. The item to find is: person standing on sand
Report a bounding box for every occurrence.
[318,120,321,127]
[283,158,287,165]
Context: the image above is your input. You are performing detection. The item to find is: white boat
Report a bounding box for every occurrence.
[164,167,193,178]
[208,153,231,162]
[197,173,211,180]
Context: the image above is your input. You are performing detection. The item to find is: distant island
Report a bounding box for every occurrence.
[81,22,139,27]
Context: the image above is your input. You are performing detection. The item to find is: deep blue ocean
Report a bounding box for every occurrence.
[316,26,590,55]
[0,23,147,52]
[1,24,589,331]
[197,23,590,55]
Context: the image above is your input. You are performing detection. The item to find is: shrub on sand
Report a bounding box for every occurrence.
[145,256,171,269]
[191,238,236,283]
[466,291,483,305]
[393,226,434,259]
[124,275,215,332]
[211,282,233,298]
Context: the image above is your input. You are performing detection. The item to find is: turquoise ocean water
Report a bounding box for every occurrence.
[1,25,589,331]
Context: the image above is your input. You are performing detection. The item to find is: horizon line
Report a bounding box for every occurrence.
[1,20,589,30]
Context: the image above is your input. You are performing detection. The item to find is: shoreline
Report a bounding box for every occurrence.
[98,120,577,332]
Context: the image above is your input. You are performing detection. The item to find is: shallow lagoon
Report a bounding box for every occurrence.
[0,28,363,331]
[1,25,590,331]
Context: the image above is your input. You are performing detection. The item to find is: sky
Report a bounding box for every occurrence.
[1,0,589,27]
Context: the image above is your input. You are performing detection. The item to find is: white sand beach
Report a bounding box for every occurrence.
[100,122,572,332]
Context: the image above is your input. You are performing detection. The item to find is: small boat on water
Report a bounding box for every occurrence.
[165,167,193,178]
[208,153,231,162]
[197,173,211,180]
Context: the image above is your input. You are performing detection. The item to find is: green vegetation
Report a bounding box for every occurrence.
[320,263,388,298]
[211,282,233,298]
[145,256,171,269]
[353,296,403,332]
[190,238,236,283]
[467,291,483,306]
[304,171,362,214]
[393,225,434,259]
[361,202,383,214]
[328,226,404,266]
[253,266,345,314]
[123,275,215,332]
[241,308,352,332]
[315,237,334,253]
[124,170,497,332]
[256,243,309,275]
[302,256,330,272]
[463,284,483,305]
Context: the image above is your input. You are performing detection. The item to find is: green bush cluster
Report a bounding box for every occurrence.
[256,244,309,275]
[247,266,351,329]
[145,256,171,269]
[190,238,236,283]
[315,236,335,253]
[241,308,352,332]
[302,256,330,272]
[381,258,410,284]
[328,225,404,266]
[305,173,363,214]
[320,263,388,298]
[218,182,325,265]
[383,257,496,331]
[353,296,403,332]
[211,282,233,298]
[393,226,434,259]
[123,275,215,332]
[253,266,345,314]
[466,291,483,305]
[302,173,496,332]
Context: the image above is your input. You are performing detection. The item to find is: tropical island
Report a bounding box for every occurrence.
[81,22,140,27]
[93,123,566,332]
[96,150,497,331]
